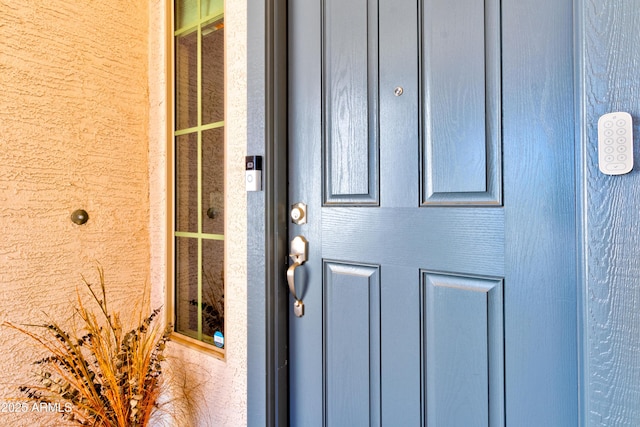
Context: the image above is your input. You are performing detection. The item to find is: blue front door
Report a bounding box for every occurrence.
[287,0,577,425]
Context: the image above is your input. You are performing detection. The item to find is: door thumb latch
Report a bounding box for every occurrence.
[287,235,308,317]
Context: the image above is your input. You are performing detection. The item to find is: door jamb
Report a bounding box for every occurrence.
[247,0,289,426]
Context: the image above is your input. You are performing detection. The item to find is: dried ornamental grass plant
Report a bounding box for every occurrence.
[2,269,172,427]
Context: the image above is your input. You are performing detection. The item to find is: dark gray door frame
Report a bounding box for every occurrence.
[247,0,289,426]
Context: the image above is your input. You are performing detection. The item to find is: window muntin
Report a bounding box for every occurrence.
[173,0,224,351]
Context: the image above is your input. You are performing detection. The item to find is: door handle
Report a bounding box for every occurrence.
[287,235,308,317]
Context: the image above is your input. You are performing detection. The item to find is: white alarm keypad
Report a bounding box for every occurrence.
[598,112,633,175]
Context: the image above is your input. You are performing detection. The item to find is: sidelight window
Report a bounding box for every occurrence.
[171,0,225,353]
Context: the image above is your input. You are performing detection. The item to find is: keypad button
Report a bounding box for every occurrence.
[607,163,627,171]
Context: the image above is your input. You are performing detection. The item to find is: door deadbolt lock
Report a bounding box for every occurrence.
[290,202,307,225]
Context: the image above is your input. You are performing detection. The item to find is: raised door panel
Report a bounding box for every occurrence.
[324,261,381,426]
[423,272,505,427]
[323,0,379,205]
[421,0,501,205]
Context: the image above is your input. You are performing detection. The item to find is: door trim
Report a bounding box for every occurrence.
[247,0,289,425]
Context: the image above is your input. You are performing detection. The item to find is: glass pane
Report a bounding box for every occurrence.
[176,30,198,130]
[176,0,198,31]
[176,133,198,232]
[175,237,198,338]
[201,0,224,19]
[202,18,224,125]
[202,128,224,234]
[202,239,224,344]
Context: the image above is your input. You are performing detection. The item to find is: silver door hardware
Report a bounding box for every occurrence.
[289,235,308,263]
[394,86,404,96]
[287,235,308,317]
[290,202,307,225]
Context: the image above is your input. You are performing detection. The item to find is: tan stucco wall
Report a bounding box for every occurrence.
[1,0,247,425]
[0,1,151,425]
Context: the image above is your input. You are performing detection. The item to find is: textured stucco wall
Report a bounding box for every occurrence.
[0,1,151,426]
[0,1,246,424]
[149,0,248,425]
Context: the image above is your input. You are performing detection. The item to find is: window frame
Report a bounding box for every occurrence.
[167,0,226,358]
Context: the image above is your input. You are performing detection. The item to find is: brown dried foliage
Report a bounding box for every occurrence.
[3,268,172,427]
